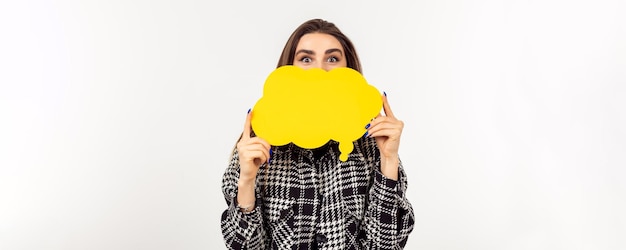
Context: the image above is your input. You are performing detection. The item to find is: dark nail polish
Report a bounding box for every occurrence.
[247,108,251,114]
[383,91,387,97]
[365,123,370,129]
[363,131,368,137]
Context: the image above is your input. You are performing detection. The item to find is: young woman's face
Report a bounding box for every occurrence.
[292,33,347,71]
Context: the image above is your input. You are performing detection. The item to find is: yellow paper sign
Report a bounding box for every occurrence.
[251,66,382,161]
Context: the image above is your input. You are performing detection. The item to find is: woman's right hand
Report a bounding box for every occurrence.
[236,109,271,182]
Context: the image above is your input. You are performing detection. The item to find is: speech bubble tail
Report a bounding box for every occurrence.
[338,141,354,162]
[337,152,347,161]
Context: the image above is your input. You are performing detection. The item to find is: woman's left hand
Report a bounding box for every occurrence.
[366,93,403,166]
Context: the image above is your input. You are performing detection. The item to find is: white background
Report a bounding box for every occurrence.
[1,0,625,249]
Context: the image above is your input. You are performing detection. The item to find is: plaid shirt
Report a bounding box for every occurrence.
[221,137,415,249]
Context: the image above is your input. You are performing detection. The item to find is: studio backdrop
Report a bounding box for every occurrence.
[1,0,624,249]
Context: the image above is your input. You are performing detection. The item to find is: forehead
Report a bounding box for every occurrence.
[296,33,344,51]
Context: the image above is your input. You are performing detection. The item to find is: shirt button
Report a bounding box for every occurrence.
[315,233,327,243]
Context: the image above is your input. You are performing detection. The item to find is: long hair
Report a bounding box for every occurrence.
[276,19,363,73]
[230,19,362,166]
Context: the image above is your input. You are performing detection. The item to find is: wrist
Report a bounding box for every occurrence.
[381,155,399,167]
[236,178,256,213]
[380,155,399,181]
[238,168,257,184]
[238,176,256,187]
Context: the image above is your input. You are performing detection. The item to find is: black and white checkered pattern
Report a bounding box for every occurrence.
[221,137,415,249]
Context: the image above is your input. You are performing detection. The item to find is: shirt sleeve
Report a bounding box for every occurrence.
[221,148,266,250]
[358,137,416,249]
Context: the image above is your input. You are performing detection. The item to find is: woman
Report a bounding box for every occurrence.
[221,18,415,249]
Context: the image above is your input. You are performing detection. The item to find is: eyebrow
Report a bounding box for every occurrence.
[325,48,343,56]
[295,48,344,56]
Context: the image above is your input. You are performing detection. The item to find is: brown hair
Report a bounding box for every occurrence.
[231,19,362,167]
[276,18,363,73]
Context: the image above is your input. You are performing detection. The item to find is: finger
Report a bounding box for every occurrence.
[249,148,270,163]
[248,151,269,167]
[247,137,271,151]
[367,122,400,136]
[368,127,402,139]
[382,94,395,118]
[368,118,403,135]
[368,115,394,128]
[255,148,270,165]
[239,145,270,163]
[239,142,270,152]
[242,108,252,139]
[367,113,383,128]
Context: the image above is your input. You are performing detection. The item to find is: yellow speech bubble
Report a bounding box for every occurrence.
[251,65,382,161]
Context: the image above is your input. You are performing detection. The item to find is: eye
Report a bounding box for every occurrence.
[300,57,312,63]
[327,56,339,63]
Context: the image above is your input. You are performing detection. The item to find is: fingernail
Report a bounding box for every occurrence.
[268,148,273,164]
[363,131,368,137]
[365,123,370,129]
[383,91,387,97]
[247,108,251,114]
